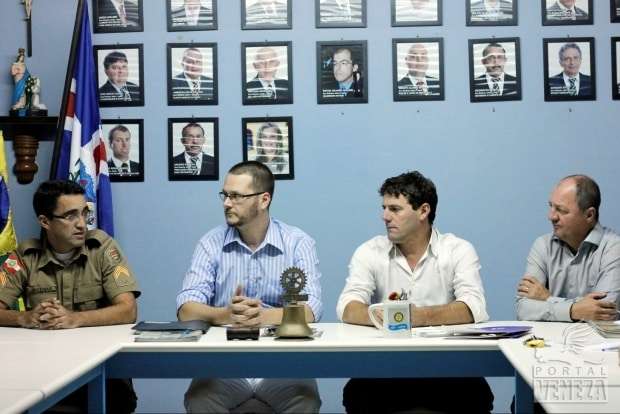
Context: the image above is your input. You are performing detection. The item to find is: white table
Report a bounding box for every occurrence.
[499,322,620,413]
[0,389,43,414]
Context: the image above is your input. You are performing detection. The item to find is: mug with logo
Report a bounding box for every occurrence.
[368,300,412,338]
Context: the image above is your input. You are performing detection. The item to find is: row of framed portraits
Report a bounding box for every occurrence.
[102,117,294,182]
[93,0,620,33]
[95,37,620,107]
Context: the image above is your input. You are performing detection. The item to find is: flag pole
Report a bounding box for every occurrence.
[49,0,85,179]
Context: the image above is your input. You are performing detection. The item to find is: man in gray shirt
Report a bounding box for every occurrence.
[516,175,620,322]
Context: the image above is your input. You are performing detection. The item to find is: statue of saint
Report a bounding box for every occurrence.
[10,48,30,114]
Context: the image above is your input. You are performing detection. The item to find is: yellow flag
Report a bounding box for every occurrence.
[0,130,17,256]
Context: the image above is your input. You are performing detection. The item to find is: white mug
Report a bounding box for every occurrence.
[368,300,412,338]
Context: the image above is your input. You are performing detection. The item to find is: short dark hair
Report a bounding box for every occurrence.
[182,122,205,137]
[482,42,506,59]
[228,161,275,201]
[108,124,130,145]
[563,174,601,221]
[33,180,85,218]
[103,51,128,70]
[379,171,438,225]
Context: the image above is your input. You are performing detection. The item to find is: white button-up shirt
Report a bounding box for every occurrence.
[336,228,489,323]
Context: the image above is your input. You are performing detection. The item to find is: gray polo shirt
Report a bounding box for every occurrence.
[516,223,620,321]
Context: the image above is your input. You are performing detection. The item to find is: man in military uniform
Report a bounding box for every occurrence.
[0,180,140,413]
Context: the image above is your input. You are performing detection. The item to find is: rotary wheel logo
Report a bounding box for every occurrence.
[394,312,404,322]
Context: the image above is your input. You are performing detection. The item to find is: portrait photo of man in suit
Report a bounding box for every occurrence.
[544,0,591,24]
[170,121,217,179]
[243,44,291,105]
[169,46,216,105]
[319,43,367,103]
[168,0,216,31]
[613,39,620,100]
[104,123,142,181]
[470,39,520,102]
[243,0,290,28]
[392,0,440,26]
[467,0,515,25]
[395,41,442,100]
[95,0,142,32]
[96,48,143,106]
[614,0,620,22]
[546,41,594,100]
[317,0,365,27]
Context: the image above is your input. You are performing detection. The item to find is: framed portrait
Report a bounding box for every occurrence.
[242,117,294,180]
[542,0,592,25]
[168,118,219,181]
[611,37,620,99]
[612,0,620,22]
[392,38,444,101]
[316,0,366,28]
[466,0,517,26]
[242,0,291,29]
[468,38,521,102]
[167,43,218,106]
[543,37,596,101]
[101,119,144,182]
[242,42,293,105]
[94,44,144,107]
[317,41,368,104]
[167,0,217,31]
[94,0,143,33]
[391,0,442,27]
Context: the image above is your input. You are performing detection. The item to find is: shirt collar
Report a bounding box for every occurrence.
[110,155,129,168]
[556,1,575,12]
[484,0,500,13]
[551,222,603,251]
[223,217,284,254]
[37,237,89,270]
[563,72,579,83]
[388,227,438,258]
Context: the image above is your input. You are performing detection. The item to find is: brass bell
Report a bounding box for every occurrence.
[276,304,312,338]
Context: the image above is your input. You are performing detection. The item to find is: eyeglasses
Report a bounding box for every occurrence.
[51,208,91,223]
[218,191,265,203]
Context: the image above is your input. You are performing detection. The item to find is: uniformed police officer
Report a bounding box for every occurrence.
[0,180,140,413]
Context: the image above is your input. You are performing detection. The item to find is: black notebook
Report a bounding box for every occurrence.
[132,320,210,333]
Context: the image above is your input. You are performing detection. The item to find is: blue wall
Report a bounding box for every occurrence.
[2,1,619,412]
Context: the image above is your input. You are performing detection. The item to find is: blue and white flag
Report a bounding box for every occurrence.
[54,4,114,235]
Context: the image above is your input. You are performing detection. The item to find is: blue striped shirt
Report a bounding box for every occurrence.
[176,218,323,321]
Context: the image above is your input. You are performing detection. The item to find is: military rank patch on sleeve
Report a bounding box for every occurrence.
[3,254,23,274]
[106,247,122,264]
[0,271,7,287]
[113,265,131,287]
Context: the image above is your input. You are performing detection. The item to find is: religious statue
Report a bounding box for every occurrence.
[9,48,46,117]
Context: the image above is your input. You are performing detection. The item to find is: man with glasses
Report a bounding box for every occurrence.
[0,180,140,413]
[323,47,363,98]
[172,122,216,176]
[177,161,322,413]
[473,42,518,99]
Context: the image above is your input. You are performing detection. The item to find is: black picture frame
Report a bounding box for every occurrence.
[542,0,593,25]
[94,44,144,107]
[612,0,620,22]
[317,40,368,104]
[242,117,294,180]
[101,119,144,183]
[543,37,596,101]
[241,0,292,29]
[167,0,218,31]
[167,43,218,106]
[391,0,442,27]
[466,0,517,26]
[94,0,143,33]
[242,42,293,105]
[316,0,367,28]
[468,37,521,103]
[168,118,219,181]
[392,38,444,101]
[611,37,620,99]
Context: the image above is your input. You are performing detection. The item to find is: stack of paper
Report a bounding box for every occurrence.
[132,320,209,342]
[588,321,620,338]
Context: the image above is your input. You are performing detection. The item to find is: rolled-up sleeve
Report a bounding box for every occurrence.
[295,237,323,321]
[336,243,377,321]
[515,237,573,322]
[176,240,216,311]
[451,240,489,323]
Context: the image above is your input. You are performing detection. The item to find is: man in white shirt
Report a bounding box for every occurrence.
[546,0,588,21]
[337,170,493,413]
